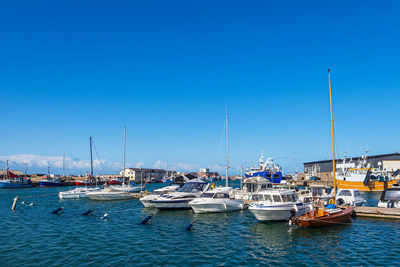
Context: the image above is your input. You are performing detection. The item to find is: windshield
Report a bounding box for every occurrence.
[382,189,400,201]
[178,182,207,193]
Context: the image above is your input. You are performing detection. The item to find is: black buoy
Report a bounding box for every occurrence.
[185,223,193,231]
[51,207,64,214]
[81,209,94,216]
[139,215,153,225]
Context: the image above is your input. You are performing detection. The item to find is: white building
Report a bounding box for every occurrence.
[120,168,172,183]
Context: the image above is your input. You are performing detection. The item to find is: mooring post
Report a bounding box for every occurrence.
[11,196,19,211]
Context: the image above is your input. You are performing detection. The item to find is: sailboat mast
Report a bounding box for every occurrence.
[328,69,337,199]
[90,137,94,179]
[123,127,126,185]
[225,110,229,187]
[63,153,65,178]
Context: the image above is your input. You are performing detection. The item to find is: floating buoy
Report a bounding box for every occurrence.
[11,196,19,211]
[51,207,63,214]
[100,213,109,220]
[185,223,193,231]
[81,209,94,216]
[21,201,26,205]
[139,215,152,225]
[29,203,34,206]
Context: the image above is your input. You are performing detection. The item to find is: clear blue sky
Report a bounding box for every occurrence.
[1,0,399,175]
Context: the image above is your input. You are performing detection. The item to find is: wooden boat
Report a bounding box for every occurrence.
[291,70,353,228]
[293,206,353,227]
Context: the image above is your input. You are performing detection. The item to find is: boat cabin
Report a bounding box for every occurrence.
[378,188,400,208]
[242,177,272,193]
[177,182,209,193]
[251,190,298,203]
[200,187,232,199]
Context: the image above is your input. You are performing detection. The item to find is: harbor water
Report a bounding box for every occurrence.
[1,183,399,266]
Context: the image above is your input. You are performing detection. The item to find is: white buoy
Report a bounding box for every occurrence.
[100,213,109,220]
[12,196,19,211]
[29,203,34,206]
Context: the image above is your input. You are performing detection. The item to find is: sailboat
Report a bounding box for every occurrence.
[292,69,353,227]
[86,127,135,200]
[189,110,244,213]
[59,137,101,199]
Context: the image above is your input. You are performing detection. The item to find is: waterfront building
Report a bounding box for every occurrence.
[302,152,400,181]
[120,168,174,183]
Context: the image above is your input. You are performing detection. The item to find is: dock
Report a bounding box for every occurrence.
[353,206,400,219]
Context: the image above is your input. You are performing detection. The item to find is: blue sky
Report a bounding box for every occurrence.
[1,1,399,175]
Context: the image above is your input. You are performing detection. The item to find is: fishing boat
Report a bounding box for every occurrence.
[109,178,123,185]
[39,177,64,187]
[188,111,244,213]
[335,153,398,191]
[244,155,283,184]
[0,161,33,188]
[248,189,310,221]
[292,69,354,228]
[75,180,96,186]
[151,181,210,209]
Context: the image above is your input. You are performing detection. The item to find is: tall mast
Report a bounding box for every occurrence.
[6,160,9,180]
[123,127,126,184]
[328,69,337,199]
[90,137,93,179]
[225,109,229,187]
[63,153,65,177]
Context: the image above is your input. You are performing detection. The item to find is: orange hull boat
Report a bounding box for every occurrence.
[293,206,353,228]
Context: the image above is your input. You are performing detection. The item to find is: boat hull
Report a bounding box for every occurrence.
[39,181,64,187]
[0,181,33,189]
[336,179,397,192]
[151,199,192,210]
[75,181,96,186]
[86,191,133,200]
[293,206,353,228]
[190,199,244,213]
[249,203,309,221]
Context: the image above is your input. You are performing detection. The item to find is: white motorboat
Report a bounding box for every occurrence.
[189,187,244,213]
[85,187,134,200]
[309,184,334,205]
[248,189,310,221]
[335,189,366,206]
[230,176,273,203]
[58,187,101,199]
[111,184,144,193]
[151,181,210,210]
[377,187,400,208]
[140,184,181,208]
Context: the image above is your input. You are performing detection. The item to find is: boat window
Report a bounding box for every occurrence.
[251,194,259,201]
[281,194,295,202]
[382,190,400,201]
[201,193,215,198]
[178,182,207,193]
[215,193,229,198]
[354,190,360,197]
[344,191,352,196]
[273,195,282,203]
[263,194,273,202]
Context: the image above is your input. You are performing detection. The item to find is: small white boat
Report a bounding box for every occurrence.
[140,184,181,208]
[58,187,101,199]
[230,176,273,203]
[151,181,210,210]
[336,189,366,206]
[85,187,134,200]
[378,187,400,208]
[111,184,144,193]
[248,189,310,221]
[189,187,244,213]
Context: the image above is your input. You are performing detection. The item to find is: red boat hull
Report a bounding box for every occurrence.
[75,181,95,186]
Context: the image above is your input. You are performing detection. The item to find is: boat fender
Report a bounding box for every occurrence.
[11,196,19,211]
[185,223,193,231]
[82,209,94,216]
[139,215,153,225]
[100,213,109,220]
[51,207,64,214]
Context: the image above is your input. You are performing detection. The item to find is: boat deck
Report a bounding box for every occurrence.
[352,206,400,219]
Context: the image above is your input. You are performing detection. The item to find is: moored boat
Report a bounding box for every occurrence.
[189,187,244,213]
[292,206,353,227]
[39,177,64,187]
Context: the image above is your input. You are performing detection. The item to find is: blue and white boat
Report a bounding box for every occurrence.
[245,155,283,184]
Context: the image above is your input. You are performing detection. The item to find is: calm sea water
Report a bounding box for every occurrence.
[1,183,399,266]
